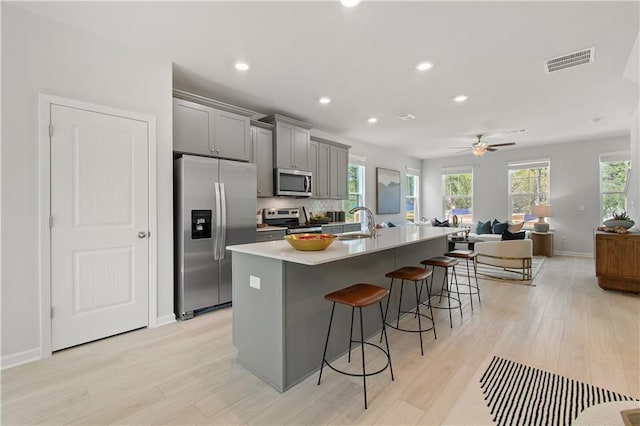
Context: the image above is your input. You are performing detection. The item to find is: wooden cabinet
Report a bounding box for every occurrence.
[173,90,254,162]
[310,136,350,200]
[256,229,287,242]
[251,122,273,197]
[531,232,553,257]
[260,114,312,171]
[594,230,640,293]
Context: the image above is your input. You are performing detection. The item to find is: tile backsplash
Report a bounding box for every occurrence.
[257,198,344,218]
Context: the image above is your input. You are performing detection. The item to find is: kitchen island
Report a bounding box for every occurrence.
[227,225,458,392]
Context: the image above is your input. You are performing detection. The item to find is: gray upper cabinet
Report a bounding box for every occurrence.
[251,121,274,197]
[260,114,312,171]
[173,90,255,162]
[330,145,348,199]
[173,98,211,156]
[311,136,350,200]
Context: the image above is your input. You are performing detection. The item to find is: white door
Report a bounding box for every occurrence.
[50,104,149,351]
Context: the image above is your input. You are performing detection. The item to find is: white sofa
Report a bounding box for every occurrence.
[474,239,533,280]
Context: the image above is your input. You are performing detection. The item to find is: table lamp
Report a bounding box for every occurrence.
[532,204,552,232]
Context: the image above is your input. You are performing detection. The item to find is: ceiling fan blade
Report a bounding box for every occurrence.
[448,146,472,149]
[487,142,516,148]
[486,147,498,152]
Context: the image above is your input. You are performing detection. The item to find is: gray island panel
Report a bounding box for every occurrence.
[230,226,453,392]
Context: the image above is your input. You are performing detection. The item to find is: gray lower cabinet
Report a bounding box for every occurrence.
[256,229,287,242]
[251,122,274,197]
[260,114,312,171]
[321,223,362,234]
[321,224,343,234]
[173,90,254,162]
[342,223,362,233]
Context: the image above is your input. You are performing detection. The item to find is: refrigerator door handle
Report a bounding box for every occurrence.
[214,182,222,260]
[219,183,227,259]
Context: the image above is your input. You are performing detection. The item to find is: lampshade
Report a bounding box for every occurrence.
[532,204,552,232]
[532,205,553,218]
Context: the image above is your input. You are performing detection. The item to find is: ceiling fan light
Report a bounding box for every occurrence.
[472,145,486,156]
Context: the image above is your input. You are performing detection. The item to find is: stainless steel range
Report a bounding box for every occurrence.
[262,208,322,234]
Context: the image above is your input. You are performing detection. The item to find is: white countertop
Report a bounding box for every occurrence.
[228,225,459,265]
[256,226,287,232]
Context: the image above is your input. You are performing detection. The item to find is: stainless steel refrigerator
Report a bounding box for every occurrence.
[174,155,257,320]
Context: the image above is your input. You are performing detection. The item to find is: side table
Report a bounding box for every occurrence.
[448,237,483,252]
[531,232,553,257]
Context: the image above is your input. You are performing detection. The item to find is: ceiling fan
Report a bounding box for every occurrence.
[451,134,516,156]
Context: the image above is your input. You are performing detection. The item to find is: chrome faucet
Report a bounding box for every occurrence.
[349,206,377,238]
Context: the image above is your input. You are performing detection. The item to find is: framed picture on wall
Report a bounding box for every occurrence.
[376,167,401,214]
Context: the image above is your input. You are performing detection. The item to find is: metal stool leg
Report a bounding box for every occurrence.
[443,267,453,328]
[451,266,463,319]
[396,280,405,329]
[413,279,424,355]
[318,302,336,385]
[474,258,481,303]
[378,301,394,381]
[423,277,436,340]
[359,307,367,409]
[348,307,355,363]
[465,258,474,311]
[381,278,394,343]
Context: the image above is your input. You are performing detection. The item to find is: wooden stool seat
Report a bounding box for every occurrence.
[318,283,393,409]
[385,266,432,282]
[444,249,477,259]
[324,283,389,308]
[420,256,459,268]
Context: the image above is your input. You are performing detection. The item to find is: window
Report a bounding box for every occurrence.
[508,160,550,224]
[342,158,365,223]
[406,169,419,223]
[599,152,630,222]
[442,166,473,224]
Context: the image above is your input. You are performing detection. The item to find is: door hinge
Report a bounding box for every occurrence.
[49,216,53,228]
[147,231,151,238]
[49,125,53,137]
[50,307,54,319]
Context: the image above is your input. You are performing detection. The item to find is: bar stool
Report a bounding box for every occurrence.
[382,266,435,356]
[318,283,394,409]
[419,256,463,328]
[444,249,480,311]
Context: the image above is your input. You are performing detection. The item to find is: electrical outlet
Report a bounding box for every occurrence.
[250,275,261,290]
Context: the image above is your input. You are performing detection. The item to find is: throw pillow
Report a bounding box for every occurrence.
[491,219,508,235]
[508,222,524,233]
[476,220,492,234]
[435,220,449,227]
[501,230,526,240]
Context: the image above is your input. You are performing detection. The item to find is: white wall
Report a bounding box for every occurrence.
[1,5,174,364]
[629,103,639,220]
[421,135,631,255]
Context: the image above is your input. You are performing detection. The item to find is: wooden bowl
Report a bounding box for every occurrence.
[284,234,337,251]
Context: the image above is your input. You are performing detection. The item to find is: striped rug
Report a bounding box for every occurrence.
[480,356,637,426]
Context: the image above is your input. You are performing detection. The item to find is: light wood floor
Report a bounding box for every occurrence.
[2,256,638,425]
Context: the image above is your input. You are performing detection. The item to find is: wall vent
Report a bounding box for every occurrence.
[398,113,416,120]
[545,47,595,73]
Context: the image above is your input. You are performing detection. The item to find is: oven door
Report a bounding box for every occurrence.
[287,226,322,235]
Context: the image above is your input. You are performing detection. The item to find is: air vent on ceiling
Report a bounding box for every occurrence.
[545,47,595,73]
[398,113,416,120]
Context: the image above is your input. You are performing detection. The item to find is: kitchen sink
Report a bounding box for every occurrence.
[338,233,372,240]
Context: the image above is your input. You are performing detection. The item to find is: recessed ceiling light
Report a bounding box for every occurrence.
[415,61,434,71]
[398,113,416,121]
[234,61,250,71]
[368,117,378,124]
[453,95,468,103]
[340,0,361,7]
[319,97,331,104]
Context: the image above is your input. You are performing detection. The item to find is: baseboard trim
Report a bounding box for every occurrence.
[1,347,43,370]
[554,251,593,258]
[153,313,177,328]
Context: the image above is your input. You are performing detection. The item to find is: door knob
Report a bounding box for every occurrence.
[138,231,148,239]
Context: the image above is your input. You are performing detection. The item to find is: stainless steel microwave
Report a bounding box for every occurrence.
[275,168,312,197]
